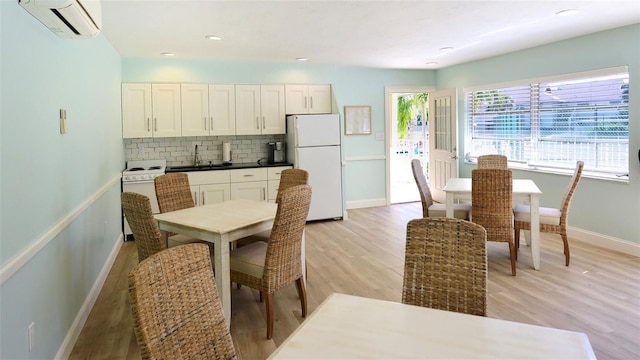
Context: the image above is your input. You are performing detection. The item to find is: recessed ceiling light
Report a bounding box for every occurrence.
[296,57,308,61]
[555,9,578,16]
[439,47,454,52]
[205,35,224,40]
[161,52,175,56]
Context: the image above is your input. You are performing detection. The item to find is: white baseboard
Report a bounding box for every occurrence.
[569,226,640,257]
[55,235,124,360]
[346,198,387,209]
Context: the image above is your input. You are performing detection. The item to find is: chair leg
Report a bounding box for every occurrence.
[265,292,274,339]
[561,233,570,266]
[514,227,520,261]
[508,242,517,276]
[295,277,308,318]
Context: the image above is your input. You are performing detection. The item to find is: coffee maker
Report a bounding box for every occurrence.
[267,142,286,164]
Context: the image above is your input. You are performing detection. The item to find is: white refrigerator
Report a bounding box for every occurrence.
[286,114,344,221]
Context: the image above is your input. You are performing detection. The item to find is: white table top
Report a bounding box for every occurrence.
[154,199,277,236]
[443,178,542,195]
[269,293,595,359]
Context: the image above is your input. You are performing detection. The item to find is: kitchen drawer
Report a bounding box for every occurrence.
[230,168,267,183]
[186,170,230,185]
[267,166,292,180]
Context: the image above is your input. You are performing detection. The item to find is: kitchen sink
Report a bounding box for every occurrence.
[166,164,227,172]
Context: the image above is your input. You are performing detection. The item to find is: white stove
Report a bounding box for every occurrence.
[122,159,166,240]
[122,159,166,183]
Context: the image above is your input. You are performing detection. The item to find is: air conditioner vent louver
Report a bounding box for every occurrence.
[19,0,102,39]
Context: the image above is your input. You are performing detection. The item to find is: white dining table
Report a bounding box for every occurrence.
[154,199,281,323]
[443,178,543,270]
[268,293,595,359]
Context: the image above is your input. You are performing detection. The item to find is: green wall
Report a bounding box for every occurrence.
[437,24,640,243]
[0,1,124,359]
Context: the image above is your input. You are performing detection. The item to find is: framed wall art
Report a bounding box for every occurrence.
[344,106,372,135]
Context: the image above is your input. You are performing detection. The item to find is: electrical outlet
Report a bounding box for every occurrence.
[28,322,35,352]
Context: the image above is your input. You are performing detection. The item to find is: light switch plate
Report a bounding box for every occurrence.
[375,132,384,141]
[60,109,67,134]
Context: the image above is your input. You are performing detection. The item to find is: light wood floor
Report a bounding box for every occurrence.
[69,202,640,360]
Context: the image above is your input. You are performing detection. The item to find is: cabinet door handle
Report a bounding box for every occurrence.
[243,174,254,177]
[154,118,158,132]
[210,116,214,130]
[256,116,260,129]
[263,188,266,201]
[192,191,198,205]
[202,191,206,205]
[204,117,207,130]
[263,116,266,129]
[146,118,151,132]
[310,96,313,109]
[304,96,308,109]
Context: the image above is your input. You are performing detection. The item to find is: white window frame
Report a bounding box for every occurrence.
[463,66,629,181]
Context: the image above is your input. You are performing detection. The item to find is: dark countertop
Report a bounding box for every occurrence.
[165,162,294,173]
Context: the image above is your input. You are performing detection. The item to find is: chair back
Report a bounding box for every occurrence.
[471,169,513,243]
[276,168,309,203]
[411,159,434,217]
[477,154,508,169]
[121,192,167,262]
[154,173,195,213]
[128,244,236,360]
[264,184,312,292]
[559,161,584,226]
[402,217,487,316]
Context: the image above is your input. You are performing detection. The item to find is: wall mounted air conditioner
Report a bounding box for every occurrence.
[19,0,102,39]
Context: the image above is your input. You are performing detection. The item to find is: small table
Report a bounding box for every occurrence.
[268,293,595,359]
[154,199,278,323]
[443,178,542,270]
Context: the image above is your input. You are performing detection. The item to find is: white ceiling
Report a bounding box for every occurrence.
[100,0,640,69]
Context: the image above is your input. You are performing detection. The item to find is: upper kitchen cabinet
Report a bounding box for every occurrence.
[122,83,182,138]
[285,84,332,114]
[235,84,285,135]
[181,84,236,136]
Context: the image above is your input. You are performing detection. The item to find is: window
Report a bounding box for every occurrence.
[464,67,629,178]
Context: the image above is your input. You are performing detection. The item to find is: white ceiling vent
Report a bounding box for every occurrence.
[19,0,102,39]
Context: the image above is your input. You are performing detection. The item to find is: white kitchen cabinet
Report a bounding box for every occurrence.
[209,84,236,136]
[122,83,182,138]
[267,166,293,202]
[181,84,236,136]
[186,170,231,206]
[230,168,268,202]
[285,84,332,114]
[235,84,285,135]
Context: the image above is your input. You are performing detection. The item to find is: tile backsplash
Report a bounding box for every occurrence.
[124,135,286,167]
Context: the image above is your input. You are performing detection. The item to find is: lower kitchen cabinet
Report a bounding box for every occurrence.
[181,165,292,204]
[186,170,231,206]
[230,167,268,202]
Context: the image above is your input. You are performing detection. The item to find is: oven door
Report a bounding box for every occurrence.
[122,181,160,238]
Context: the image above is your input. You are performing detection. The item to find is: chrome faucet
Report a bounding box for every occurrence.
[194,144,202,166]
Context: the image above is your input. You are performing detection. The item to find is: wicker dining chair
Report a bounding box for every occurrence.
[230,184,312,339]
[411,159,470,219]
[477,154,508,169]
[154,173,212,251]
[235,168,309,245]
[121,192,167,262]
[128,243,236,360]
[472,168,517,275]
[402,217,488,316]
[514,160,584,266]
